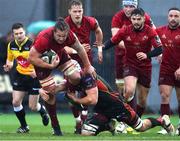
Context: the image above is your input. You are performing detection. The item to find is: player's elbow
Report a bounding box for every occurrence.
[89,97,98,105]
[86,87,98,105]
[28,47,40,64]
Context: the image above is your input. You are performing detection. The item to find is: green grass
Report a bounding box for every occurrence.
[0,113,180,140]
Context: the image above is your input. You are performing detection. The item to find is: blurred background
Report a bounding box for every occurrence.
[0,0,180,114]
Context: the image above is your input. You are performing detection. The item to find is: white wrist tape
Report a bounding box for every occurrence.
[98,46,102,52]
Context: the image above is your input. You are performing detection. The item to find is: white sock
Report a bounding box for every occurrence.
[75,115,81,123]
[36,103,41,111]
[13,105,23,112]
[82,110,88,116]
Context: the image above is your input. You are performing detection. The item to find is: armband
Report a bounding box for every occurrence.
[103,40,115,50]
[146,46,163,59]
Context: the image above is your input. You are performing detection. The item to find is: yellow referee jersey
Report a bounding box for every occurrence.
[7,37,34,75]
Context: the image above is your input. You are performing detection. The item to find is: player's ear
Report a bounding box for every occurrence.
[68,9,71,15]
[142,16,145,22]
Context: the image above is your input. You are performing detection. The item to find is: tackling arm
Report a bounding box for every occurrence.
[67,86,98,106]
[111,27,125,48]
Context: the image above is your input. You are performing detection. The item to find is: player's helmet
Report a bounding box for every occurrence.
[122,0,138,7]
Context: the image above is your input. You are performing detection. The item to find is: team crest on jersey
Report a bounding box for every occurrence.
[142,35,148,41]
[161,34,166,39]
[126,36,131,41]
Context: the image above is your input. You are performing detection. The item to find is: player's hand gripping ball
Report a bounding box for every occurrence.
[41,49,57,64]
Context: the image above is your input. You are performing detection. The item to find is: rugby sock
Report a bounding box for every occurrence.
[160,104,170,116]
[128,97,137,112]
[44,102,59,127]
[147,117,162,128]
[70,105,80,118]
[136,104,145,117]
[14,105,27,127]
[36,103,41,111]
[81,110,88,122]
[37,103,46,116]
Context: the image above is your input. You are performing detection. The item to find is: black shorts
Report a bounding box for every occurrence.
[12,70,41,95]
[87,102,139,130]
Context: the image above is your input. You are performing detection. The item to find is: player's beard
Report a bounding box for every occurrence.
[169,21,179,29]
[74,18,82,25]
[133,24,143,31]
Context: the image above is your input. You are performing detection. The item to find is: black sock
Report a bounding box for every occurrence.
[147,118,161,128]
[15,108,27,127]
[39,104,46,116]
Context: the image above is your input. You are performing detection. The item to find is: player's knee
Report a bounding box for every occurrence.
[125,87,135,95]
[29,103,37,111]
[115,79,124,93]
[160,92,170,103]
[12,99,21,107]
[138,98,147,107]
[81,123,98,136]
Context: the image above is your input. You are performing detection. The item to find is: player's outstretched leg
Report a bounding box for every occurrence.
[45,102,63,136]
[162,115,175,136]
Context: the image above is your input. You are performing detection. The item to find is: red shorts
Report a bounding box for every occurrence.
[35,49,70,80]
[123,65,152,88]
[159,73,180,87]
[115,47,126,79]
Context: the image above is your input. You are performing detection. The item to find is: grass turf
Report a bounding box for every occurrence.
[0,113,180,140]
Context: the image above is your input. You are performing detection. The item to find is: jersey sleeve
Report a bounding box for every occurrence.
[33,35,49,53]
[149,28,162,48]
[81,74,97,90]
[111,27,126,44]
[7,43,14,62]
[111,13,122,28]
[87,17,99,30]
[145,13,156,29]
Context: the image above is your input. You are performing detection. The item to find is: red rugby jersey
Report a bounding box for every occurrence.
[111,24,162,69]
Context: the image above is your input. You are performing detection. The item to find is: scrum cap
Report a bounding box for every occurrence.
[122,0,138,7]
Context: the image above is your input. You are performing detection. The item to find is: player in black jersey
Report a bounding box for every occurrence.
[39,74,175,136]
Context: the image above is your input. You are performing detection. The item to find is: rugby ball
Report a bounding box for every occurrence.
[41,49,57,64]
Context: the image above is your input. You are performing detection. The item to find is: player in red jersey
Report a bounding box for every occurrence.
[111,0,155,115]
[156,7,180,135]
[104,8,162,117]
[65,0,103,65]
[39,73,175,136]
[64,0,103,134]
[28,17,96,135]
